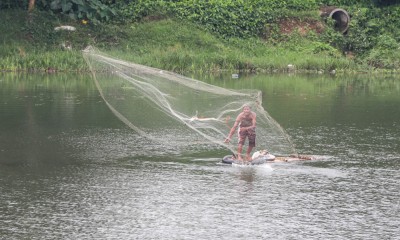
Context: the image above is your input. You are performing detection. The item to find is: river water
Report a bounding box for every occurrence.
[0,72,399,240]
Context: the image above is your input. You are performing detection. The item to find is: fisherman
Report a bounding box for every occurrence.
[224,104,256,161]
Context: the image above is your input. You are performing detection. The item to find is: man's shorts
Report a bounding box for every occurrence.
[238,128,256,147]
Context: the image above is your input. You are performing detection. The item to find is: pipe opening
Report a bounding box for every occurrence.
[320,7,350,34]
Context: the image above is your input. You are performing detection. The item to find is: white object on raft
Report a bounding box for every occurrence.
[221,150,276,165]
[54,26,76,31]
[251,149,275,160]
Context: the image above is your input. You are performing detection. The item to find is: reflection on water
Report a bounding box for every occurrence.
[0,72,399,239]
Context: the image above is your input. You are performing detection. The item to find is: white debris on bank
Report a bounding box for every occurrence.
[61,41,72,50]
[54,26,76,31]
[287,64,295,72]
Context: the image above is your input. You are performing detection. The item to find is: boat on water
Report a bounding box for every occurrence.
[221,151,314,165]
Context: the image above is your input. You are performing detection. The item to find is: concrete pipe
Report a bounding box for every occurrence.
[320,6,350,34]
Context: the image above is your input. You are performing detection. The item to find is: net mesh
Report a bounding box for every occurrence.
[83,46,296,156]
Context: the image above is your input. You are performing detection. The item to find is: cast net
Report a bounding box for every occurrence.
[83,46,296,156]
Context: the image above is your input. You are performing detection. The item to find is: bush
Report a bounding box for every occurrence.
[365,34,400,69]
[37,0,116,24]
[116,0,168,23]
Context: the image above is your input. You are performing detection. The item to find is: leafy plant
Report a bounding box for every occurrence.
[41,0,116,24]
[116,0,168,23]
[365,34,400,69]
[168,0,269,38]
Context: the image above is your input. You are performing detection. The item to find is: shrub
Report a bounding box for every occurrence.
[38,0,116,24]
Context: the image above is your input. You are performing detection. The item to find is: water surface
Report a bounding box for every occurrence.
[0,72,399,239]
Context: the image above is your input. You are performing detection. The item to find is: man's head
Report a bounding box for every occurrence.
[243,104,251,113]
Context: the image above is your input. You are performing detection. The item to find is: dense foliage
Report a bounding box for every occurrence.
[115,0,320,38]
[1,0,399,70]
[123,0,400,69]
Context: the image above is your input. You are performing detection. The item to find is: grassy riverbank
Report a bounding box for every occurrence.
[0,8,398,74]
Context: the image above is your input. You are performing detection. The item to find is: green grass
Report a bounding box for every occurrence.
[0,9,395,73]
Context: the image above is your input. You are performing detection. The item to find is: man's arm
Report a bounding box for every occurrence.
[224,114,242,142]
[251,112,256,129]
